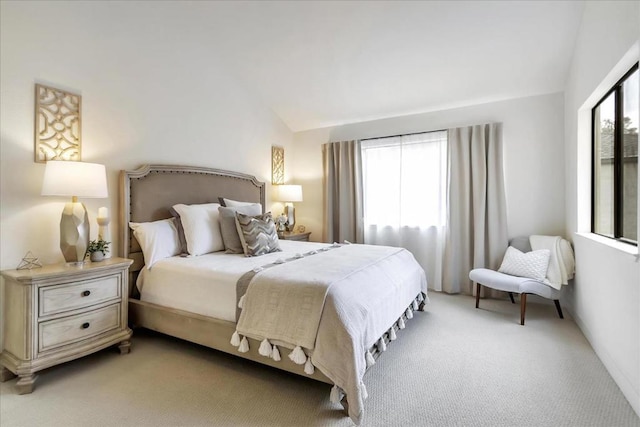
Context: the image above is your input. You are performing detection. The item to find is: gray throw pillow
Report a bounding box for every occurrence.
[168,207,188,255]
[218,204,262,254]
[235,212,281,257]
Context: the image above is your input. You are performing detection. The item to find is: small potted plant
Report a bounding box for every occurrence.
[87,239,110,262]
[276,213,288,237]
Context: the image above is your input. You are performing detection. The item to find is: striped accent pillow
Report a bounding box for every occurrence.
[235,212,282,257]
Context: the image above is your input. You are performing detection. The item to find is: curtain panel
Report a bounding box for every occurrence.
[322,140,364,244]
[442,123,509,295]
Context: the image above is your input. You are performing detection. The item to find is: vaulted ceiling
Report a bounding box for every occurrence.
[193,1,585,131]
[85,1,586,132]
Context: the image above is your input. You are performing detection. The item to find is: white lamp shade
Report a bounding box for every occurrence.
[42,161,108,198]
[274,184,303,202]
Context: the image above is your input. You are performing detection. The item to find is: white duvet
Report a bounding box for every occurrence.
[136,240,331,321]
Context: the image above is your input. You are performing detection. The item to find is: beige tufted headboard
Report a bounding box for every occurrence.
[119,164,265,289]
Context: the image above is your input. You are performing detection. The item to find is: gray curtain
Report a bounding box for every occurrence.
[322,140,364,244]
[442,123,508,294]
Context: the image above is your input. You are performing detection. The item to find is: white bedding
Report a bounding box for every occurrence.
[235,243,427,424]
[137,239,427,424]
[136,240,331,322]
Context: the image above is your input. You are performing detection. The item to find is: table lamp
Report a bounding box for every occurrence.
[274,184,303,232]
[41,161,108,265]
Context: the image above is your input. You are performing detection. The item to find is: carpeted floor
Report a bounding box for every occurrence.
[1,292,638,427]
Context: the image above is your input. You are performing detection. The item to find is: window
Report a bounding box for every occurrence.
[361,130,448,291]
[592,63,638,244]
[361,130,447,229]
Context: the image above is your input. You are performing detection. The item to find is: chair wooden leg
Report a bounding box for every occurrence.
[554,300,564,319]
[508,292,515,304]
[475,283,481,308]
[520,293,527,325]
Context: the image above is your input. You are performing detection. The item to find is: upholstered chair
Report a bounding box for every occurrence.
[469,237,564,325]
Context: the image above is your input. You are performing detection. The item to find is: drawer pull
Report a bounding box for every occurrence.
[82,290,91,297]
[81,322,90,329]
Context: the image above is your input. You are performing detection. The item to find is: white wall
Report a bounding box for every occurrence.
[563,1,640,417]
[293,93,566,244]
[0,1,294,270]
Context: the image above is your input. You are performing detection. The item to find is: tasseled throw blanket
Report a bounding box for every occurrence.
[232,243,427,424]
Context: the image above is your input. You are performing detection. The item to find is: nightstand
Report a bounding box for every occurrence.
[279,231,311,242]
[0,257,133,394]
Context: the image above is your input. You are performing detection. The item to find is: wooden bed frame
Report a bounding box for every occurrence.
[119,164,333,384]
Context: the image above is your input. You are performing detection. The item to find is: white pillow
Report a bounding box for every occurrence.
[498,246,551,281]
[223,198,262,210]
[129,218,181,269]
[171,203,224,256]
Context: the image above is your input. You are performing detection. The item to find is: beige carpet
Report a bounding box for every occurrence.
[1,292,638,427]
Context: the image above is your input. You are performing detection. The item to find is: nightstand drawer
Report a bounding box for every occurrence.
[40,275,120,317]
[39,304,121,352]
[279,231,311,241]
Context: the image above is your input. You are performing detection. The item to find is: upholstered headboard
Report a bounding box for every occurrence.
[119,164,265,281]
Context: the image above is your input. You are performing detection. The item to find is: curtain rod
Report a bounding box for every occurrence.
[360,128,447,142]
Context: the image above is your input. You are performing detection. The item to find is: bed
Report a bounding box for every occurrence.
[119,164,427,424]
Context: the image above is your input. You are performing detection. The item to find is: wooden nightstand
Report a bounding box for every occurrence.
[279,231,311,242]
[0,257,133,394]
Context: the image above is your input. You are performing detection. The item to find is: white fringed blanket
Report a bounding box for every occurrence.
[233,243,427,424]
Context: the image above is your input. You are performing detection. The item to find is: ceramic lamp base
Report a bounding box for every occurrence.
[59,202,89,264]
[285,204,296,232]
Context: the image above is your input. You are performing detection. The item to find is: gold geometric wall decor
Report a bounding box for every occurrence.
[34,83,82,163]
[272,145,284,184]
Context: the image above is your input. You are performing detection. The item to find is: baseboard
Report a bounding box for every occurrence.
[565,304,640,418]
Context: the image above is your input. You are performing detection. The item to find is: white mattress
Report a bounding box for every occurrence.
[136,240,330,322]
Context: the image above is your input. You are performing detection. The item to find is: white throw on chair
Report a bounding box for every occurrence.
[469,236,575,325]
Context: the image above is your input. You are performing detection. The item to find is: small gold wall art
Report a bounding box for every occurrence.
[272,145,284,185]
[34,83,82,163]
